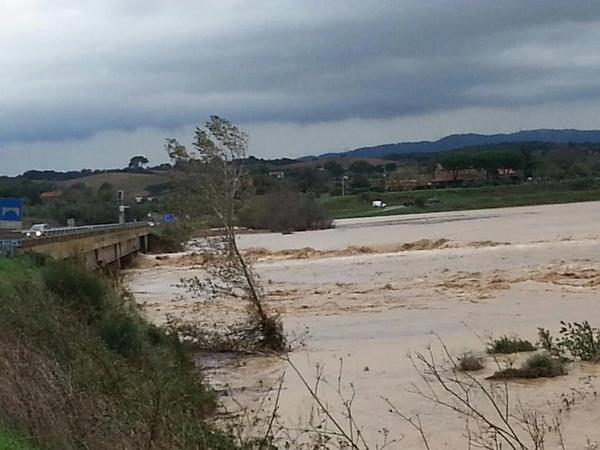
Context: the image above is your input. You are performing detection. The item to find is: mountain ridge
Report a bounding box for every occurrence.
[312,129,600,159]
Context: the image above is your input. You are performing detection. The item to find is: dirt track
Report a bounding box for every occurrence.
[126,201,600,448]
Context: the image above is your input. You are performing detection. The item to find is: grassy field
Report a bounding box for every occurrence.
[321,180,600,219]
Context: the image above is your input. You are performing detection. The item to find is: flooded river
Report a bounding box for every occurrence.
[126,201,600,448]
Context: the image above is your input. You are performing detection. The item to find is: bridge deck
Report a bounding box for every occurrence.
[1,223,151,268]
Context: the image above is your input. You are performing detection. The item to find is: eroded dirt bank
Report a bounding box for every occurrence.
[126,201,600,448]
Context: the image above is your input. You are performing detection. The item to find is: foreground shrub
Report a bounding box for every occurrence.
[489,352,567,379]
[487,335,536,354]
[458,352,484,371]
[538,322,600,362]
[148,224,192,253]
[557,321,600,362]
[537,327,558,355]
[165,313,287,353]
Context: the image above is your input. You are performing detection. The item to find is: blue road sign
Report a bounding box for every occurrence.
[163,213,177,224]
[0,198,22,222]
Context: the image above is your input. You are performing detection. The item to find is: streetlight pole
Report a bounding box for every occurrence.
[117,190,129,224]
[383,167,388,191]
[342,176,349,196]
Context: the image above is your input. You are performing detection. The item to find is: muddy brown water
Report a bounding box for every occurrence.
[126,201,600,448]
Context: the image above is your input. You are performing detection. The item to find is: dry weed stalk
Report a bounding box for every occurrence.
[217,371,287,448]
[274,355,399,450]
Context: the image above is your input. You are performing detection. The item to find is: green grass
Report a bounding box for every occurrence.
[0,431,38,450]
[321,180,600,219]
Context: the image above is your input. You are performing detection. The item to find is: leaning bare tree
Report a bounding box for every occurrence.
[165,116,285,352]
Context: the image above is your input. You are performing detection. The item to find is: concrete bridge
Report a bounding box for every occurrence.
[0,223,151,270]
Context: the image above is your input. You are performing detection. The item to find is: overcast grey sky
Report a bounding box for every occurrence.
[3,0,600,175]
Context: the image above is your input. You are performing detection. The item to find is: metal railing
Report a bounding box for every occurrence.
[20,222,151,247]
[0,238,22,256]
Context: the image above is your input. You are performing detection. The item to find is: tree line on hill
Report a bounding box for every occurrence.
[262,141,600,196]
[3,138,600,230]
[17,157,171,183]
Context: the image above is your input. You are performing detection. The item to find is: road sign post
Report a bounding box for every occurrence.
[0,198,23,230]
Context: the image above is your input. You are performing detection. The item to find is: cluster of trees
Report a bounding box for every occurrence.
[27,182,154,226]
[440,151,527,182]
[149,161,326,233]
[244,159,399,199]
[20,169,102,182]
[325,159,397,175]
[239,190,331,232]
[440,145,600,182]
[127,155,149,170]
[0,177,54,205]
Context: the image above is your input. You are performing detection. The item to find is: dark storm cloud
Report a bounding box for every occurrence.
[3,0,600,145]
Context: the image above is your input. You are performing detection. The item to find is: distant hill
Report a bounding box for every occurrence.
[59,171,170,199]
[316,129,600,159]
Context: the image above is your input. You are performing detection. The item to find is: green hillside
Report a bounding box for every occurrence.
[0,256,239,450]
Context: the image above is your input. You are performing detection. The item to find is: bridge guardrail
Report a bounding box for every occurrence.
[0,238,23,256]
[20,222,151,247]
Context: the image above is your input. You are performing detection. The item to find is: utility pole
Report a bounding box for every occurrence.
[383,166,388,191]
[342,175,349,196]
[117,190,128,224]
[118,205,126,224]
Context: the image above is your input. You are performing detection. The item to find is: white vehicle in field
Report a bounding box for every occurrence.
[372,200,387,208]
[25,223,50,237]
